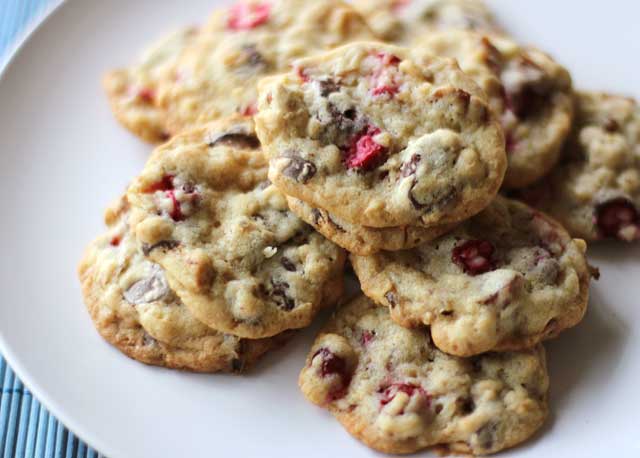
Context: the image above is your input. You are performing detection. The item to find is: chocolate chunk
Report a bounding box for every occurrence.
[207,125,260,149]
[282,155,317,184]
[242,44,267,69]
[409,181,457,211]
[142,240,180,256]
[318,78,340,97]
[280,256,297,272]
[123,265,170,305]
[476,422,497,451]
[270,279,295,311]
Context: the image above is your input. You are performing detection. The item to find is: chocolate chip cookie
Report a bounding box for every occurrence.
[351,196,592,356]
[515,91,640,241]
[256,41,506,228]
[126,117,347,339]
[155,0,373,134]
[103,27,198,143]
[420,30,574,188]
[354,0,501,44]
[299,295,548,455]
[287,197,454,255]
[78,196,288,372]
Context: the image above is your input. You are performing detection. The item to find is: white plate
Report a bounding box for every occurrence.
[0,0,639,456]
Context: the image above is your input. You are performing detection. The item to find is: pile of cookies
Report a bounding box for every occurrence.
[79,0,640,455]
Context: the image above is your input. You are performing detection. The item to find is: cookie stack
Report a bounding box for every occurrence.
[79,0,640,455]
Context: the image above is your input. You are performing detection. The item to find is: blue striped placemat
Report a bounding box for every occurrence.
[0,1,102,456]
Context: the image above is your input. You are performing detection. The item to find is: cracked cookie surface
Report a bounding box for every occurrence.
[516,92,640,241]
[256,41,506,228]
[420,30,574,188]
[78,196,287,372]
[155,0,374,133]
[299,295,548,455]
[127,117,346,339]
[351,196,591,356]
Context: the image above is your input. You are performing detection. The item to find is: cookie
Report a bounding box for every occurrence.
[126,117,347,339]
[103,27,198,143]
[351,196,592,356]
[420,30,574,188]
[156,0,373,133]
[354,0,501,44]
[299,295,548,455]
[78,196,288,372]
[515,92,640,241]
[287,196,454,255]
[255,42,506,229]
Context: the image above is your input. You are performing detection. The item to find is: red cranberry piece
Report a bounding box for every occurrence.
[391,0,410,12]
[109,236,121,247]
[370,53,401,97]
[345,126,387,170]
[295,66,311,83]
[144,175,175,193]
[227,1,271,30]
[379,383,430,409]
[312,348,352,401]
[452,240,497,275]
[166,190,184,222]
[595,198,640,241]
[375,52,401,66]
[240,102,257,116]
[360,330,375,346]
[372,85,399,97]
[137,87,155,104]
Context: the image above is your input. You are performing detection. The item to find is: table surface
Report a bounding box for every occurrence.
[0,1,102,456]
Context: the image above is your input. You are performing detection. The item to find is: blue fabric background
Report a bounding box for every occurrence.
[1,1,102,456]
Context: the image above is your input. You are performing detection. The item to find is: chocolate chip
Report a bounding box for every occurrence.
[282,155,317,184]
[400,154,421,177]
[207,124,260,149]
[385,291,398,307]
[270,279,295,311]
[604,118,620,132]
[241,44,267,69]
[476,422,497,451]
[409,182,457,211]
[142,240,180,256]
[231,358,244,372]
[318,78,340,97]
[280,256,296,272]
[457,397,476,415]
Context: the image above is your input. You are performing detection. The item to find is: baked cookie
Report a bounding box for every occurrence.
[351,196,592,356]
[299,295,548,455]
[103,27,198,143]
[515,92,640,242]
[156,0,373,133]
[287,196,454,255]
[256,42,506,228]
[78,196,287,372]
[127,117,347,339]
[420,30,574,188]
[354,0,501,44]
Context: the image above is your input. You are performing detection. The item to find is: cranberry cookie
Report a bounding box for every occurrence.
[127,117,346,339]
[351,196,592,356]
[287,197,454,255]
[299,295,548,455]
[516,92,640,242]
[156,0,373,134]
[256,42,506,228]
[103,27,198,143]
[78,196,287,372]
[420,30,574,188]
[354,0,501,44]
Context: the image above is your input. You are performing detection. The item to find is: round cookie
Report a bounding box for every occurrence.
[103,27,198,143]
[256,41,506,228]
[299,295,548,455]
[156,0,374,133]
[287,196,454,255]
[127,117,347,339]
[351,196,592,356]
[420,30,574,188]
[515,92,640,242]
[78,196,288,372]
[354,0,501,44]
